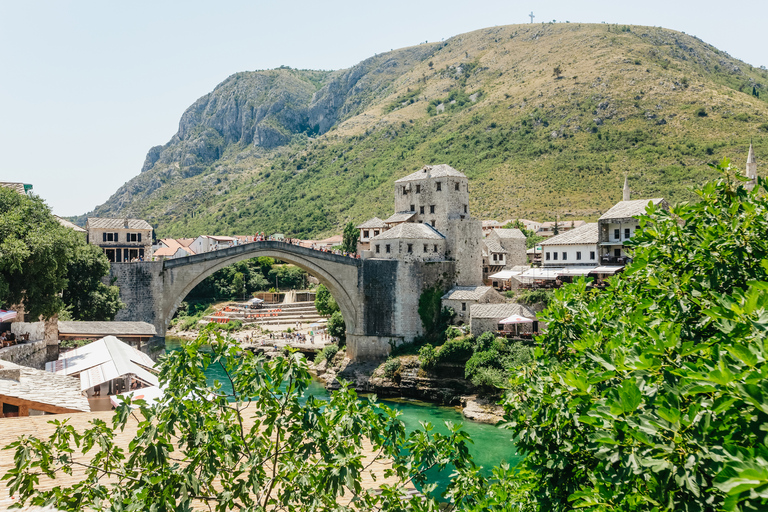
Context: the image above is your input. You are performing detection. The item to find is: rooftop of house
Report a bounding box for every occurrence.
[54,216,86,233]
[442,286,495,301]
[599,198,666,221]
[159,238,182,251]
[86,218,153,230]
[538,220,587,230]
[491,228,526,240]
[481,220,502,228]
[356,217,388,229]
[540,223,599,246]
[0,360,91,413]
[394,164,467,183]
[470,302,536,319]
[57,321,157,337]
[177,238,195,247]
[316,235,343,245]
[370,222,445,241]
[384,211,416,224]
[484,238,507,254]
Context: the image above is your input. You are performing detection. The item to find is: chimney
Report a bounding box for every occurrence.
[623,174,631,201]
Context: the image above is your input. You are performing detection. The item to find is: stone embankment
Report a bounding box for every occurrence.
[312,354,504,424]
[0,340,48,370]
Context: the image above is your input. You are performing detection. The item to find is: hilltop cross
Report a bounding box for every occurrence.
[529,11,535,23]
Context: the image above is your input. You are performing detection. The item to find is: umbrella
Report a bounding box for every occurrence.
[499,315,534,324]
[110,386,165,409]
[309,323,320,327]
[248,297,264,304]
[0,310,17,322]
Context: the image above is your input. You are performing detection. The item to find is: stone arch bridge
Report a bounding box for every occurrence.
[109,241,454,360]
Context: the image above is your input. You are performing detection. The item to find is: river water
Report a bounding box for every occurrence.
[164,337,521,494]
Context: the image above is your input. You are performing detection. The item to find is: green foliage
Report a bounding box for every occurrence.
[59,338,92,350]
[314,342,339,365]
[341,221,359,253]
[172,304,215,331]
[470,367,507,392]
[314,283,339,316]
[0,188,78,318]
[435,337,474,364]
[381,357,401,379]
[216,319,243,332]
[418,343,438,370]
[383,87,422,114]
[426,88,481,116]
[473,331,497,353]
[503,160,768,511]
[62,242,123,321]
[4,330,490,510]
[327,310,346,343]
[418,284,454,344]
[515,289,553,307]
[504,219,545,248]
[445,326,463,340]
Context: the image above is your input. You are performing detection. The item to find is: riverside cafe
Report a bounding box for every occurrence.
[501,266,625,289]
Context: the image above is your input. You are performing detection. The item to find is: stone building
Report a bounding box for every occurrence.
[355,217,388,252]
[469,303,536,337]
[365,164,483,285]
[86,218,153,262]
[536,220,586,238]
[441,285,505,325]
[540,223,599,268]
[597,182,667,265]
[481,228,527,282]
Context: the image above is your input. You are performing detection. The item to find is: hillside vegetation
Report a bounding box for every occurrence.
[86,23,768,238]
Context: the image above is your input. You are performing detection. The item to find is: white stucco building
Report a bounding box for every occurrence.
[540,223,599,267]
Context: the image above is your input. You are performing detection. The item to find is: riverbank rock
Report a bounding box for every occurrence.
[460,395,505,424]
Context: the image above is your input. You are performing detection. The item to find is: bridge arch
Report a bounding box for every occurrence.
[159,242,362,338]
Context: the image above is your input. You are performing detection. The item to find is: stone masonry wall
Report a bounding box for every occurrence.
[109,261,164,333]
[0,340,48,369]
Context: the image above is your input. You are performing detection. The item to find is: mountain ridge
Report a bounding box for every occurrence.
[84,23,768,238]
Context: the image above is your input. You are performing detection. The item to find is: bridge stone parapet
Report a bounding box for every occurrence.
[109,241,457,361]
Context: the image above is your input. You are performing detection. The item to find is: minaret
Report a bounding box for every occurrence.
[622,174,631,201]
[746,141,757,191]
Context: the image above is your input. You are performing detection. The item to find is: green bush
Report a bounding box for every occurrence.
[381,357,401,379]
[435,337,474,364]
[445,326,463,340]
[516,289,553,306]
[473,332,497,353]
[418,344,438,370]
[465,349,502,380]
[470,367,507,392]
[314,343,339,365]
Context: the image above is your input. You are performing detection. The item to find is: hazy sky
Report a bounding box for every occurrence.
[2,0,765,216]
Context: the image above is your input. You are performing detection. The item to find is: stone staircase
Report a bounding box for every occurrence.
[203,301,325,328]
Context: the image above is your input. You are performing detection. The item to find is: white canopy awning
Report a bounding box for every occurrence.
[489,270,523,280]
[499,314,535,324]
[592,266,625,274]
[557,267,597,276]
[519,268,563,281]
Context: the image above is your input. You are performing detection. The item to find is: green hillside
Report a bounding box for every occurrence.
[86,23,768,238]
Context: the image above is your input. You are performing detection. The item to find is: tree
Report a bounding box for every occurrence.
[327,310,346,343]
[553,65,563,78]
[0,187,77,319]
[62,242,123,321]
[504,219,544,249]
[314,283,339,316]
[342,221,359,253]
[4,328,492,511]
[503,159,768,511]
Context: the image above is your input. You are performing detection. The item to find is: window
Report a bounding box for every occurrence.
[461,302,467,311]
[464,205,468,214]
[386,244,391,253]
[590,251,595,260]
[407,244,413,253]
[375,244,380,253]
[624,228,630,239]
[614,248,621,257]
[429,205,435,214]
[419,206,425,214]
[614,228,620,240]
[431,220,435,227]
[636,225,640,230]
[410,204,415,212]
[416,184,421,194]
[493,254,498,261]
[363,230,369,238]
[562,252,567,260]
[433,244,438,252]
[553,252,558,260]
[402,187,408,195]
[576,251,582,260]
[374,230,379,236]
[455,182,459,191]
[104,232,118,242]
[103,233,107,242]
[423,244,428,253]
[128,233,139,242]
[436,182,442,191]
[546,252,551,261]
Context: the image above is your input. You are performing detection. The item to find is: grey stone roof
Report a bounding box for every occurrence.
[442,286,495,301]
[492,228,526,239]
[55,216,86,232]
[470,303,536,319]
[86,218,153,230]
[370,222,445,241]
[58,321,157,337]
[383,211,416,224]
[484,238,507,254]
[598,198,665,221]
[0,361,90,413]
[394,164,467,183]
[482,220,502,228]
[540,223,599,246]
[356,217,388,229]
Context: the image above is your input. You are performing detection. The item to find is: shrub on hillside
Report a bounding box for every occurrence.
[445,326,463,340]
[381,357,401,379]
[314,344,339,365]
[435,337,474,364]
[473,332,497,353]
[418,344,437,370]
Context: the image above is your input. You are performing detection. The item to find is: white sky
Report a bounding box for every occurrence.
[2,0,765,216]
